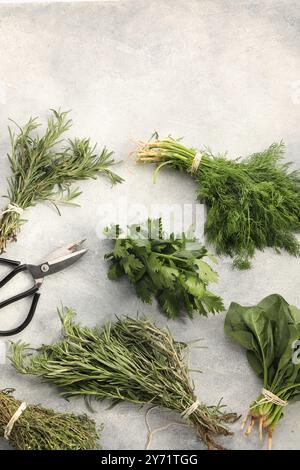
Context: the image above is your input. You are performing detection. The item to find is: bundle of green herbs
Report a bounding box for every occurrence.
[104,219,224,318]
[0,109,123,252]
[10,309,238,449]
[135,137,300,269]
[0,388,101,450]
[225,294,300,449]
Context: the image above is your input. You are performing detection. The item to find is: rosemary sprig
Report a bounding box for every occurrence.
[10,309,238,450]
[0,389,101,450]
[0,109,123,252]
[135,137,300,269]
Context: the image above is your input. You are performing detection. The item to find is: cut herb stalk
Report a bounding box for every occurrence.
[225,294,300,449]
[0,109,123,252]
[10,310,238,449]
[104,218,224,319]
[0,389,101,450]
[135,137,300,269]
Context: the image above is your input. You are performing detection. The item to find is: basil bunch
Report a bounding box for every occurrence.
[225,294,300,449]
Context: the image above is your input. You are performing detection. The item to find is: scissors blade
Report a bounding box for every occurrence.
[28,240,87,279]
[48,248,87,272]
[47,239,87,262]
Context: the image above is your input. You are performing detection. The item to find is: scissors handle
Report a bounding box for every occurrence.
[0,264,28,288]
[0,258,21,267]
[0,284,40,309]
[0,293,40,337]
[0,258,41,336]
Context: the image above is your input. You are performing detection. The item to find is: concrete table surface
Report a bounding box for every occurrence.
[0,0,300,450]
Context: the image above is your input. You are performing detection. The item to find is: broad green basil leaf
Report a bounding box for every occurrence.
[246,350,264,377]
[289,305,300,324]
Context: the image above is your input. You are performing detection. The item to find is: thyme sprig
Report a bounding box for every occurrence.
[0,109,123,252]
[10,309,238,450]
[0,389,101,450]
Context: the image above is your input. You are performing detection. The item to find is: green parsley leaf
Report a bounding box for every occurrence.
[104,219,223,319]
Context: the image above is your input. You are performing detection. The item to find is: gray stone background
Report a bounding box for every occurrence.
[0,0,300,450]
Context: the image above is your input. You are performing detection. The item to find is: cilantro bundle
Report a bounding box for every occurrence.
[225,294,300,449]
[0,109,123,252]
[104,219,224,318]
[0,389,101,450]
[135,137,300,269]
[10,309,238,449]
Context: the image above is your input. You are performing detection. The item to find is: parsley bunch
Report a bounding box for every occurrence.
[135,137,300,269]
[0,109,123,252]
[104,219,224,318]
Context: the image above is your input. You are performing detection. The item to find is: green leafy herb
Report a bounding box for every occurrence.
[135,137,300,269]
[0,389,101,450]
[0,109,123,252]
[225,293,300,449]
[104,219,224,318]
[10,309,238,450]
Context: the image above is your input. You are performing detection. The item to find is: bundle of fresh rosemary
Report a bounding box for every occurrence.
[0,109,123,252]
[10,309,238,449]
[135,137,300,269]
[225,294,300,449]
[0,389,101,450]
[104,219,224,319]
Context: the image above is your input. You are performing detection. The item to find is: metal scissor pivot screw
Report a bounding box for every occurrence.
[41,264,50,273]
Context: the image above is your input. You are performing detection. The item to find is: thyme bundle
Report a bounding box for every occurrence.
[0,389,101,450]
[0,109,123,252]
[10,309,238,449]
[135,137,300,269]
[225,294,300,449]
[104,219,224,319]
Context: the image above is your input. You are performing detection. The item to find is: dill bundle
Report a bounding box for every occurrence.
[0,109,123,252]
[10,309,238,450]
[0,389,101,450]
[135,137,300,269]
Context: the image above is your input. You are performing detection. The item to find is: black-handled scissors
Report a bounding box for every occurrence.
[0,240,87,336]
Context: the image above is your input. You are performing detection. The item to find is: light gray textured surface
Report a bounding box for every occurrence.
[0,0,300,450]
